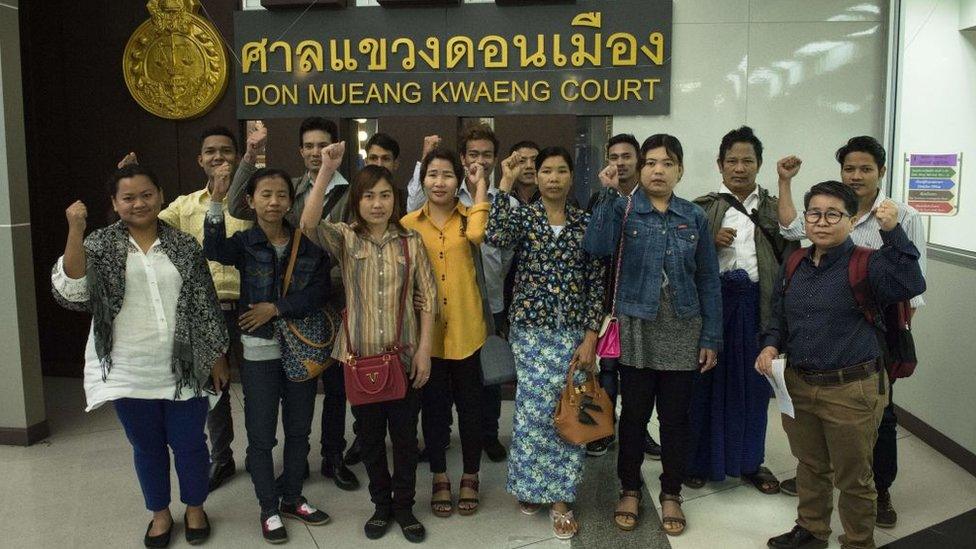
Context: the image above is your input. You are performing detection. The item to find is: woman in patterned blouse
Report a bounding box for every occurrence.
[302,142,437,544]
[486,146,606,540]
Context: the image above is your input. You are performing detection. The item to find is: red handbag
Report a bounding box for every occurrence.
[342,237,410,406]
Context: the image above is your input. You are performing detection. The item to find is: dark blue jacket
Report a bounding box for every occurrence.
[203,215,330,340]
[583,189,723,351]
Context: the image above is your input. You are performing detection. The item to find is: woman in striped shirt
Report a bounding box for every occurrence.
[302,142,437,544]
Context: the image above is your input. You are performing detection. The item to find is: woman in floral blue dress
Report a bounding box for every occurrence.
[485,146,606,540]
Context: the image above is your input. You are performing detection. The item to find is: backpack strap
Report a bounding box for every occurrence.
[848,246,876,325]
[782,247,807,293]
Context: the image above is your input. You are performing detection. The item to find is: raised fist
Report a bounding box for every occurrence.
[320,141,346,173]
[599,164,619,189]
[874,199,899,232]
[247,121,268,155]
[66,200,88,233]
[777,155,802,181]
[422,135,442,159]
[211,164,232,200]
[117,152,138,169]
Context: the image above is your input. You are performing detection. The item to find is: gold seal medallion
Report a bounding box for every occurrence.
[123,0,229,120]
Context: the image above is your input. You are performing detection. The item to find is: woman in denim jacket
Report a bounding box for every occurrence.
[204,167,332,544]
[584,134,722,536]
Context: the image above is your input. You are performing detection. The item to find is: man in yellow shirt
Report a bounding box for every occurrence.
[157,126,253,491]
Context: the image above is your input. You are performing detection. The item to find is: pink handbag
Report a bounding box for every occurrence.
[595,195,634,359]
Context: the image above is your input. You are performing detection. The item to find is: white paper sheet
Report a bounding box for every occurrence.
[765,357,794,418]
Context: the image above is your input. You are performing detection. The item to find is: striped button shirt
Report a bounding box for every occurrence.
[780,191,926,307]
[309,222,437,368]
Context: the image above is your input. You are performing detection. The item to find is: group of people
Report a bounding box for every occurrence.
[52,117,925,549]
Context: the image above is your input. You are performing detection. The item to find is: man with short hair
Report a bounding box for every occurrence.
[684,126,797,494]
[507,140,540,205]
[776,136,927,528]
[585,134,662,460]
[759,180,924,549]
[155,126,253,492]
[364,132,400,173]
[228,118,360,492]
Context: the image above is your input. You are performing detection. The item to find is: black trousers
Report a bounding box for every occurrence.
[421,353,484,474]
[617,365,695,496]
[355,387,421,511]
[319,362,350,457]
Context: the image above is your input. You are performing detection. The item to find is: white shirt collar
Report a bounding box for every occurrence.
[719,182,760,207]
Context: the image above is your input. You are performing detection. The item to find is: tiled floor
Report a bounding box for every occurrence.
[1,377,973,549]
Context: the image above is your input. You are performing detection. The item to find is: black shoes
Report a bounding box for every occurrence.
[261,514,288,544]
[643,432,662,460]
[184,511,211,546]
[208,458,236,493]
[364,506,393,540]
[394,509,427,543]
[345,436,363,465]
[876,490,897,528]
[586,435,614,457]
[484,437,508,462]
[280,497,331,526]
[780,477,798,496]
[767,525,828,548]
[143,518,172,548]
[322,454,361,491]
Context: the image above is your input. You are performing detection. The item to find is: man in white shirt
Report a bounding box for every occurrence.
[776,136,927,529]
[687,127,797,495]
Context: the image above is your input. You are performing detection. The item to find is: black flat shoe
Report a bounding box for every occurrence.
[767,525,828,549]
[643,432,662,460]
[208,458,236,493]
[484,438,507,462]
[184,511,211,545]
[344,437,362,465]
[144,519,172,548]
[394,510,426,543]
[364,507,392,540]
[322,454,360,491]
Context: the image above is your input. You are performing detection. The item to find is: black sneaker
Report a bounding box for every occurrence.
[586,437,610,457]
[280,498,331,526]
[394,510,426,544]
[876,490,897,528]
[767,525,827,548]
[261,514,287,545]
[780,477,798,496]
[484,438,508,462]
[364,506,393,540]
[643,432,662,460]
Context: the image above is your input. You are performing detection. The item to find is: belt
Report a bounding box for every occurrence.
[796,359,880,387]
[220,301,238,311]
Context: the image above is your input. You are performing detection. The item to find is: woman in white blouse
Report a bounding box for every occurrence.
[51,166,229,548]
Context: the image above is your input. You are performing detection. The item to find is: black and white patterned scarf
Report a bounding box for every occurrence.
[51,220,228,398]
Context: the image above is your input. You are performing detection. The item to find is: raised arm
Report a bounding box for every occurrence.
[204,170,246,267]
[228,123,267,220]
[407,135,441,214]
[776,155,805,241]
[867,201,926,305]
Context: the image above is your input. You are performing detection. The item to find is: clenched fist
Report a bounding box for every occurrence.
[211,164,232,201]
[117,152,139,169]
[65,200,88,233]
[422,135,442,159]
[776,155,802,181]
[599,164,619,189]
[874,199,899,232]
[320,141,346,173]
[715,227,737,248]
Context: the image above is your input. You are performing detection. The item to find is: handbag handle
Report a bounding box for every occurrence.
[343,236,411,357]
[563,360,601,405]
[348,355,395,394]
[608,196,635,317]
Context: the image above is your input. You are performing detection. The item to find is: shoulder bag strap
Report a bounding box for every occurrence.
[608,195,635,317]
[717,192,785,262]
[281,228,303,297]
[471,242,496,334]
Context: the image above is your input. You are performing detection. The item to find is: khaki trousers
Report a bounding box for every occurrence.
[782,367,888,549]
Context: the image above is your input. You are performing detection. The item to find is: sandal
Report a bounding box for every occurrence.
[659,493,686,536]
[430,478,453,518]
[458,476,480,516]
[550,508,579,540]
[683,476,706,489]
[519,501,542,515]
[613,490,642,531]
[742,466,780,495]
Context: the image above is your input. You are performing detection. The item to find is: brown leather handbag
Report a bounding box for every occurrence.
[341,237,410,406]
[554,361,615,445]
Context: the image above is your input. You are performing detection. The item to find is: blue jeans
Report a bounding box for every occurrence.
[240,358,318,515]
[114,397,210,511]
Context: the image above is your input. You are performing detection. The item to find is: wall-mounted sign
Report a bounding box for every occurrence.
[123,0,230,120]
[905,153,962,216]
[234,0,672,119]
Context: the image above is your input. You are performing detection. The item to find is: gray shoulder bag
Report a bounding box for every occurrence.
[473,243,517,386]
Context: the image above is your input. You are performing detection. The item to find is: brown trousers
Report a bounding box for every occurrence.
[782,367,888,549]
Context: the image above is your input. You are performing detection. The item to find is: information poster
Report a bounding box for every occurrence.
[906,153,961,216]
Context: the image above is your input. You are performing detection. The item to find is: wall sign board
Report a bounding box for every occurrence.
[234,0,672,118]
[905,153,962,216]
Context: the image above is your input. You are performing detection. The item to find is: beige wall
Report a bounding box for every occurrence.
[0,0,46,442]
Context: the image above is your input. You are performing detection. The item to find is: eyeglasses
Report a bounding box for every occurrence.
[803,209,848,225]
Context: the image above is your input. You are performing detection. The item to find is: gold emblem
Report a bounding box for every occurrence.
[123,0,229,120]
[366,373,379,383]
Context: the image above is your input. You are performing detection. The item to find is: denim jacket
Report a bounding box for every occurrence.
[203,211,331,340]
[583,189,723,350]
